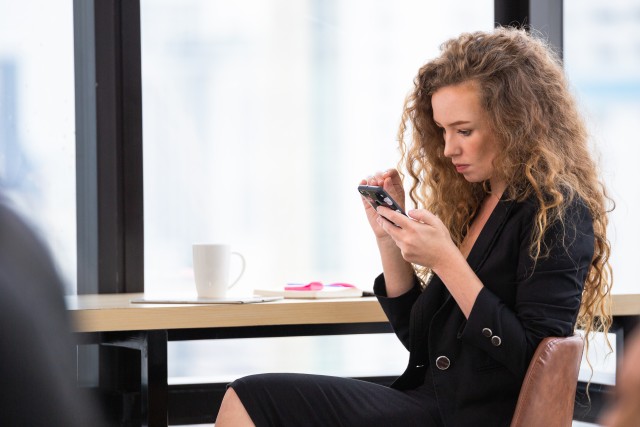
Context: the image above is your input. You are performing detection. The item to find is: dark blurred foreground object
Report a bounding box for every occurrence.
[600,323,640,427]
[0,197,101,426]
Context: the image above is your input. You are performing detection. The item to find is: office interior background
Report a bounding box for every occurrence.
[0,0,638,420]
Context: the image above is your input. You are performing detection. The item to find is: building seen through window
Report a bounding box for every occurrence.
[0,1,76,293]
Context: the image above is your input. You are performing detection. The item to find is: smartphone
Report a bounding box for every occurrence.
[358,185,407,218]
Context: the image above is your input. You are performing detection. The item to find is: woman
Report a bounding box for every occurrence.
[216,27,612,427]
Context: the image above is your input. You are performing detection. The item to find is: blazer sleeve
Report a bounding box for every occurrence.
[374,273,423,351]
[460,197,594,378]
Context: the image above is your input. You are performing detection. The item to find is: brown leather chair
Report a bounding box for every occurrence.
[510,333,585,427]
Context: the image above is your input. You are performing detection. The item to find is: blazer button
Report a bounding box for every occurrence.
[482,328,492,337]
[491,336,502,346]
[435,355,451,370]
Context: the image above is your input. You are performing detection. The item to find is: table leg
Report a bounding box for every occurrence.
[141,330,168,427]
[101,330,169,426]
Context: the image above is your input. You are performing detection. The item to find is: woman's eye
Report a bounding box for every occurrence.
[458,130,471,136]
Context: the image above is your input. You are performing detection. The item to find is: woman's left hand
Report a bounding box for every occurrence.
[376,207,458,271]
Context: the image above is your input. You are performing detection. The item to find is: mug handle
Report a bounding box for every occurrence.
[228,252,246,289]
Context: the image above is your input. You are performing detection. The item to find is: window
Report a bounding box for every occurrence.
[564,0,640,388]
[140,0,493,381]
[0,1,76,293]
[564,0,640,296]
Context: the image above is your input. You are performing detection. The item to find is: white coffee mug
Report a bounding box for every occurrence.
[192,244,246,298]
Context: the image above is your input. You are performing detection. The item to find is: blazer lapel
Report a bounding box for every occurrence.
[465,196,516,272]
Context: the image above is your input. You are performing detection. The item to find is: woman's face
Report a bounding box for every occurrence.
[432,81,502,191]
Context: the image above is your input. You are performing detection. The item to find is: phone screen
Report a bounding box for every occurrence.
[357,185,406,216]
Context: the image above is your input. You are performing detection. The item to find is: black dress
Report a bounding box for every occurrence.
[230,369,443,427]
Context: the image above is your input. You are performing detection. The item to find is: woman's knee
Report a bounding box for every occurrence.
[216,387,254,427]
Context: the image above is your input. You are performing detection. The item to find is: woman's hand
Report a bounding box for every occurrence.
[377,203,483,316]
[360,169,415,296]
[375,207,458,272]
[359,169,406,240]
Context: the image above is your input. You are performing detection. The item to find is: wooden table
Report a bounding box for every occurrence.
[67,293,389,332]
[68,293,640,426]
[610,293,640,316]
[68,294,392,426]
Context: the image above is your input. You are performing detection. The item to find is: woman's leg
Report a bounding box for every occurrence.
[215,387,255,427]
[218,373,441,427]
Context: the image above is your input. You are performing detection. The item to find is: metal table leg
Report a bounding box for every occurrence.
[141,330,168,427]
[102,330,169,426]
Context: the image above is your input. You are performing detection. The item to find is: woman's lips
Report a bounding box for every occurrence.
[454,164,469,173]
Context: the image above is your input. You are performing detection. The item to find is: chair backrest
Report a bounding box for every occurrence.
[510,333,585,427]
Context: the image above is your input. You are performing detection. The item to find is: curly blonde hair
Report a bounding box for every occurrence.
[397,27,613,340]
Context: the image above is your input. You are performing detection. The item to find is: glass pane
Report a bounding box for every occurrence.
[564,0,640,296]
[565,0,640,391]
[0,1,76,293]
[141,0,493,382]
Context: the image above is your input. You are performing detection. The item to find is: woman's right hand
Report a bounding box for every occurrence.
[360,169,415,297]
[360,169,406,240]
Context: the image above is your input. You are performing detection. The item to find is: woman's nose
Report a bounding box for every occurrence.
[443,134,458,158]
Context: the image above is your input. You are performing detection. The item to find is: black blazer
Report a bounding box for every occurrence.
[374,195,594,427]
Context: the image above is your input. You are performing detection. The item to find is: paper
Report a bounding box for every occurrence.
[130,296,282,304]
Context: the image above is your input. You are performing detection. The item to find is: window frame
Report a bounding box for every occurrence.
[74,0,144,294]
